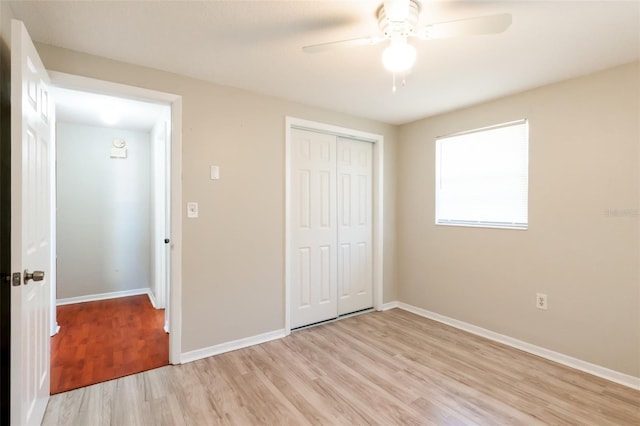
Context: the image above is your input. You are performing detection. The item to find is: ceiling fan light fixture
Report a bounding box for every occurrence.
[382,39,416,73]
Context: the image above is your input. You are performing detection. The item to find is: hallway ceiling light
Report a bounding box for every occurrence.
[100,107,119,125]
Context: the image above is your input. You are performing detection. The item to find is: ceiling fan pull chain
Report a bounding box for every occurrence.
[391,73,408,93]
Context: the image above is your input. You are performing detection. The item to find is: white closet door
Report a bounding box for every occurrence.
[290,128,338,328]
[337,137,373,315]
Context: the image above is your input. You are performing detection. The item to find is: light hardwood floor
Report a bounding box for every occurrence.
[43,309,640,425]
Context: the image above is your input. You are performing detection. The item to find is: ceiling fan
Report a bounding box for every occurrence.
[303,0,512,76]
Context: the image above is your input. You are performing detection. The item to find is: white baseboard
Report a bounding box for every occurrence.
[50,323,60,337]
[379,301,399,311]
[147,290,158,309]
[391,302,640,390]
[180,329,286,364]
[56,288,151,306]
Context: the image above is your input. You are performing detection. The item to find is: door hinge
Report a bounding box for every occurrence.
[12,272,21,286]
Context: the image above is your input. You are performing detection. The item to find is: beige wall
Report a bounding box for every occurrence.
[0,1,12,46]
[34,43,398,353]
[0,0,13,78]
[398,62,640,377]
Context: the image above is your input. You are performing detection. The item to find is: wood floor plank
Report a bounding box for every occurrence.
[337,312,604,424]
[143,393,188,426]
[295,330,432,425]
[51,295,169,394]
[214,351,311,425]
[43,309,640,425]
[260,339,377,424]
[303,326,440,425]
[240,345,335,425]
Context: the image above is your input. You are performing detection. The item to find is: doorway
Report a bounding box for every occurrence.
[46,72,181,392]
[52,89,170,307]
[9,22,181,422]
[285,117,384,332]
[50,86,171,392]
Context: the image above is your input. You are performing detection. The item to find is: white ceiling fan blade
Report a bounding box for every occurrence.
[302,36,385,53]
[417,13,512,40]
[384,0,411,22]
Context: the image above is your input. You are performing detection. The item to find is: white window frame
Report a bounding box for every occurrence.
[435,119,529,230]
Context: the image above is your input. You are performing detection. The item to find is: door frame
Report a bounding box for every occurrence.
[284,117,384,334]
[48,71,183,364]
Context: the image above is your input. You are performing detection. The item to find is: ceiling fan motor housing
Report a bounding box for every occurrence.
[378,0,421,39]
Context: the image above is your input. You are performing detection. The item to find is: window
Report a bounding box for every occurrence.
[435,119,529,229]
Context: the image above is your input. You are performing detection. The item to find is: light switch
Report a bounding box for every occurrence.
[187,202,198,218]
[210,165,220,180]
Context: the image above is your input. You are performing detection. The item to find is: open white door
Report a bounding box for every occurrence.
[10,19,53,426]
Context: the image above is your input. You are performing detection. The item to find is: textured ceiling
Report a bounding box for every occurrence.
[10,0,640,125]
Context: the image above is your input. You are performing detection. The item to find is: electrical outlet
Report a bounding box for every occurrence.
[536,293,548,310]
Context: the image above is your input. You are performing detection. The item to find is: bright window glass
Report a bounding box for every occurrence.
[435,120,529,229]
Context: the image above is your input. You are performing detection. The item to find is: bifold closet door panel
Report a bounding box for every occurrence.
[290,128,338,328]
[337,137,373,315]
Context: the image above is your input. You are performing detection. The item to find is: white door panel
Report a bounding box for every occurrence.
[290,128,338,328]
[10,19,53,426]
[337,137,373,315]
[290,129,373,328]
